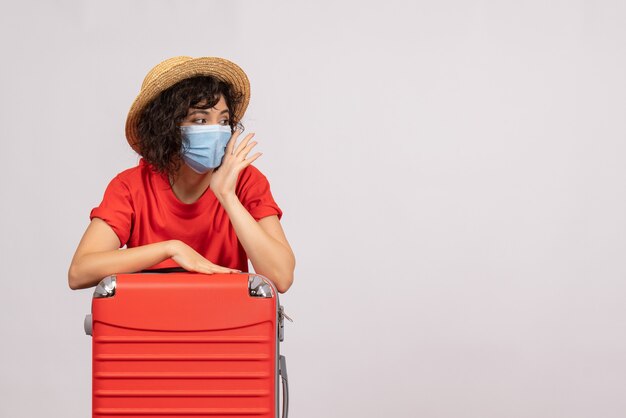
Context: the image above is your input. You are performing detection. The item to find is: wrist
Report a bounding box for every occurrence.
[164,240,182,258]
[215,191,239,207]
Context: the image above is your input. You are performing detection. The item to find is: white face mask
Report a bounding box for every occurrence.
[180,125,232,173]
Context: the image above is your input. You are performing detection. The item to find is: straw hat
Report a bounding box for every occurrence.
[125,56,251,153]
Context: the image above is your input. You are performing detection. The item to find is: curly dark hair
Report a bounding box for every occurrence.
[136,75,245,176]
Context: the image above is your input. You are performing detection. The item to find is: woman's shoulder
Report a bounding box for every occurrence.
[237,164,270,189]
[240,163,268,181]
[235,164,278,203]
[105,158,156,189]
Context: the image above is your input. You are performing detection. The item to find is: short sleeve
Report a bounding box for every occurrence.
[89,175,134,247]
[237,165,283,221]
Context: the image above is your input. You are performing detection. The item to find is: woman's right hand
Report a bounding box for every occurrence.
[167,240,241,274]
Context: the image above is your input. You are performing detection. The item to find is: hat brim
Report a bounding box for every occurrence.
[125,56,250,153]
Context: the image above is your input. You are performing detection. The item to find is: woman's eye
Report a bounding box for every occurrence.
[190,119,229,125]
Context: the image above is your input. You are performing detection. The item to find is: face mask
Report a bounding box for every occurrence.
[180,125,232,173]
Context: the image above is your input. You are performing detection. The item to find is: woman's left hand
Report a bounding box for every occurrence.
[210,128,262,201]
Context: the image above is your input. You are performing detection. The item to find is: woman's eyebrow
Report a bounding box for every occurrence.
[188,109,208,116]
[187,109,230,116]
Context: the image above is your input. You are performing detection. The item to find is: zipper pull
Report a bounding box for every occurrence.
[283,310,293,322]
[279,305,294,322]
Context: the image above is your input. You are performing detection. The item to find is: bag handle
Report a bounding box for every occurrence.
[140,267,188,274]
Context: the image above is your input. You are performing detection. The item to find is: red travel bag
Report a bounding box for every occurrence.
[84,272,290,418]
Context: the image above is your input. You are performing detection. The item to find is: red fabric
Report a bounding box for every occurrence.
[89,158,283,272]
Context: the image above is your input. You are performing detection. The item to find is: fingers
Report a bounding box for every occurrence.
[234,133,255,157]
[225,128,242,156]
[172,241,241,275]
[236,139,262,166]
[195,261,241,275]
[241,141,258,155]
[241,152,262,167]
[227,131,263,166]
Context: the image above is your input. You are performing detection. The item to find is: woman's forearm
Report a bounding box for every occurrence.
[216,193,295,293]
[69,240,176,290]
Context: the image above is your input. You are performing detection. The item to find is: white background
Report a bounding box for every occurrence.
[1,1,625,417]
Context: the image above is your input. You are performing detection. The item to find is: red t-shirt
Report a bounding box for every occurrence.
[89,158,283,272]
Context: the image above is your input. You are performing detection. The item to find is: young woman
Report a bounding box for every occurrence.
[68,56,295,293]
